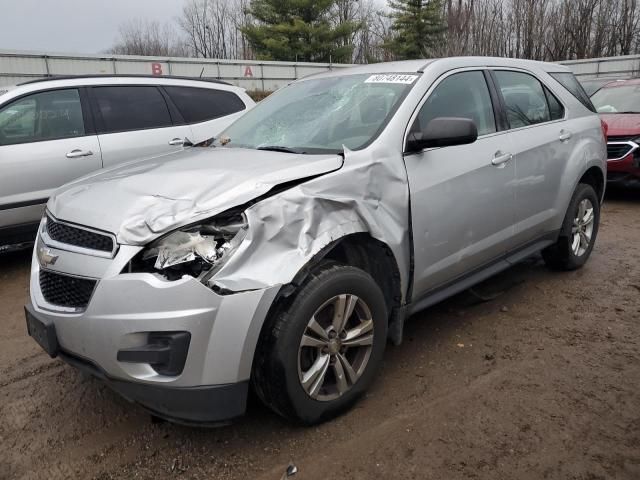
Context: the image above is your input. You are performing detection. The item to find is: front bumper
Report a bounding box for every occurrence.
[28,233,280,424]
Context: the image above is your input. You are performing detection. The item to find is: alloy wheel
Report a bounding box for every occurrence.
[297,294,375,402]
[571,198,595,257]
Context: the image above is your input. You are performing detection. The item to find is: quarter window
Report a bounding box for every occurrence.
[544,86,565,120]
[164,86,246,124]
[494,71,553,129]
[92,86,173,134]
[414,71,497,137]
[550,72,596,113]
[0,89,85,146]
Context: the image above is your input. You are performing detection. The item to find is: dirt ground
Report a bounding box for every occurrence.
[1,189,639,480]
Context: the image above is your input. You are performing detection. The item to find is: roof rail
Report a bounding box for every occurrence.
[17,74,231,86]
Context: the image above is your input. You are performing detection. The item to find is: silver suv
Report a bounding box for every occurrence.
[25,58,606,426]
[0,75,254,250]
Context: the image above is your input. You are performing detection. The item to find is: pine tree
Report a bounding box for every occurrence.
[385,0,445,60]
[242,0,360,63]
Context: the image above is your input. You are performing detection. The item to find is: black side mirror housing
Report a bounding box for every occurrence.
[406,117,478,153]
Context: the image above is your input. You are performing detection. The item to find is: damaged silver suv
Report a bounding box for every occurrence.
[26,57,606,426]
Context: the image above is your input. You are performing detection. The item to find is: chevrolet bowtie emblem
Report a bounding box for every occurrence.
[37,245,58,267]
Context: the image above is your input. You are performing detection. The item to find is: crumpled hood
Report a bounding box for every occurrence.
[600,113,640,137]
[48,147,343,245]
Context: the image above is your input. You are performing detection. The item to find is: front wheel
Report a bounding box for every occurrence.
[542,183,600,270]
[252,263,388,424]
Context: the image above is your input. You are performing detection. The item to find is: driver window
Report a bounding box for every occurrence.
[0,89,85,146]
[414,71,497,137]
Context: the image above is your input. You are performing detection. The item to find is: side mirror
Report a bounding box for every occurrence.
[406,117,478,153]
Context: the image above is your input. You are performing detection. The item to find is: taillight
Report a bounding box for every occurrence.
[601,119,609,140]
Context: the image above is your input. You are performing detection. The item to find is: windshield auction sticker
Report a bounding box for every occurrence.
[365,74,418,84]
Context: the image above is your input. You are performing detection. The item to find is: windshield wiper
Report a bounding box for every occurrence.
[256,145,305,154]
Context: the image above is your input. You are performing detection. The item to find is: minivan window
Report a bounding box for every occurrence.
[164,86,246,124]
[218,73,417,153]
[93,86,173,134]
[414,71,496,136]
[0,89,85,146]
[550,72,597,113]
[495,71,551,129]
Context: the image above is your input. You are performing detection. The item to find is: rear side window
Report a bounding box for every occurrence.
[92,86,173,134]
[494,71,551,129]
[0,89,85,146]
[544,86,565,120]
[164,86,246,124]
[415,71,496,137]
[550,72,597,113]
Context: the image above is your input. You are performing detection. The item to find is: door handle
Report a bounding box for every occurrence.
[66,149,94,158]
[559,130,572,142]
[492,151,513,167]
[168,138,185,146]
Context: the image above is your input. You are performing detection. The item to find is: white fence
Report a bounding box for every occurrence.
[0,50,353,90]
[560,55,640,80]
[1,49,639,89]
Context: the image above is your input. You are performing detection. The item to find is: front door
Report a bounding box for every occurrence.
[0,88,102,232]
[403,70,517,297]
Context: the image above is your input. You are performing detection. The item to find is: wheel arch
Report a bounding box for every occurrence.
[578,165,605,203]
[254,233,405,370]
[279,233,402,321]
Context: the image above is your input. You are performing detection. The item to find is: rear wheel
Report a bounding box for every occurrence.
[542,183,600,270]
[252,262,387,424]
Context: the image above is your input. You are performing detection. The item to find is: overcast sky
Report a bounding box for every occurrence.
[0,0,186,54]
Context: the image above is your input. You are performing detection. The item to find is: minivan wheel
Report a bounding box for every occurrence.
[252,262,387,424]
[542,183,600,271]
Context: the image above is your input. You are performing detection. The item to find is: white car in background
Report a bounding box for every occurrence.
[0,75,254,250]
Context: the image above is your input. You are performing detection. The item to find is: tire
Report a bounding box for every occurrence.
[542,183,600,271]
[252,262,388,425]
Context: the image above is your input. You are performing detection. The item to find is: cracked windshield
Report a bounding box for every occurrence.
[218,73,417,153]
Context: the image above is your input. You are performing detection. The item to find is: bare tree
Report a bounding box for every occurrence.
[109,19,188,56]
[178,0,249,59]
[440,0,640,61]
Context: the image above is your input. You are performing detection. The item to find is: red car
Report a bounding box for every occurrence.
[591,78,640,186]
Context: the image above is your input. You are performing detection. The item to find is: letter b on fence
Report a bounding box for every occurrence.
[151,63,163,76]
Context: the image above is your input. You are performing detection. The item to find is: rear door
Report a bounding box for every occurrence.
[89,85,194,168]
[163,86,248,143]
[491,70,572,245]
[404,69,517,296]
[0,88,101,236]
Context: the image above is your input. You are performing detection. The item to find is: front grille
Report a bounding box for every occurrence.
[607,143,634,160]
[46,217,114,253]
[607,135,637,142]
[39,270,97,309]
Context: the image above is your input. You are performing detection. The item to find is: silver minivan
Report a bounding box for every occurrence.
[0,75,254,250]
[25,57,606,426]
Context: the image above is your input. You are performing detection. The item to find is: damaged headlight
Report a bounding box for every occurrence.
[134,213,247,282]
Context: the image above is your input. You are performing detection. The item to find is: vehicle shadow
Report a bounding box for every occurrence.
[605,183,640,202]
[0,245,32,270]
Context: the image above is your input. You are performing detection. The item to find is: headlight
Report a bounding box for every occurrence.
[135,212,247,282]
